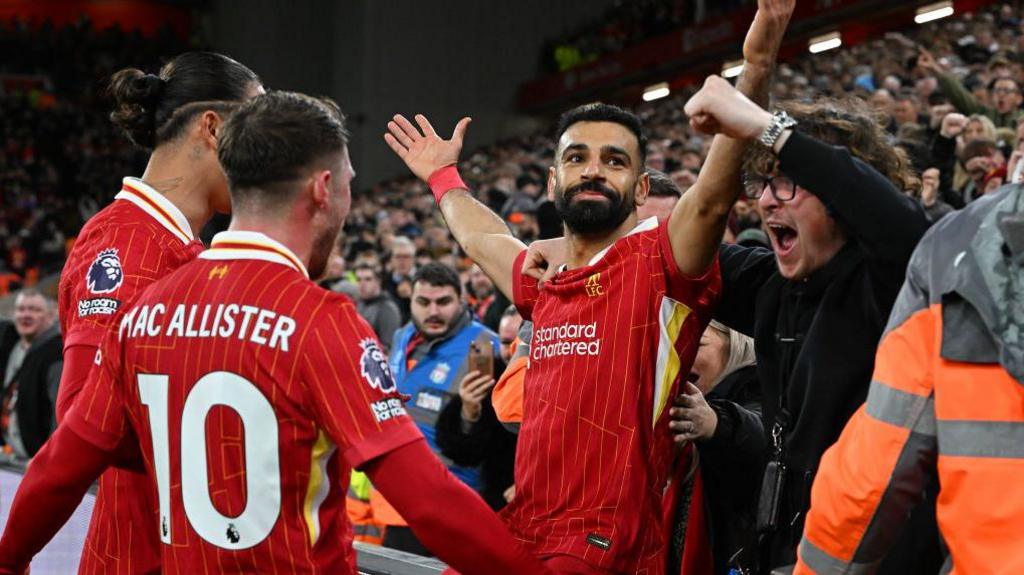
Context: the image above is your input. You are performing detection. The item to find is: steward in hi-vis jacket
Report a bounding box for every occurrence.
[796,184,1024,574]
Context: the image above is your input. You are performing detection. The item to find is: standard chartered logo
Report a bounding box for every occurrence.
[532,321,601,361]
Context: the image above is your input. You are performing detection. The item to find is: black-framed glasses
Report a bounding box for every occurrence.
[743,174,797,202]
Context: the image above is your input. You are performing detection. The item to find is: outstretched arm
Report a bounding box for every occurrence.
[385,115,523,300]
[0,425,116,574]
[365,438,550,575]
[667,0,793,275]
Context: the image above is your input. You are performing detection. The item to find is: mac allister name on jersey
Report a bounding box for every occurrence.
[118,302,296,351]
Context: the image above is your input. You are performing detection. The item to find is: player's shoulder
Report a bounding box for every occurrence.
[252,279,360,326]
[611,217,663,255]
[72,200,181,261]
[306,287,361,322]
[291,287,379,360]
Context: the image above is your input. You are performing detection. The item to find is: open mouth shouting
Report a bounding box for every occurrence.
[766,220,799,260]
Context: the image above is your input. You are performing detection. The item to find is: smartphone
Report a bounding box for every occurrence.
[469,340,494,378]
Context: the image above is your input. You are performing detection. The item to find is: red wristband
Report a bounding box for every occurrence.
[427,165,467,202]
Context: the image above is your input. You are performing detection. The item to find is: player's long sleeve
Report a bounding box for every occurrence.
[795,263,938,574]
[54,344,98,422]
[0,425,114,574]
[364,438,550,575]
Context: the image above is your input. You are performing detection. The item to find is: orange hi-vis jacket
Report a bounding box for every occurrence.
[796,186,1024,574]
[491,322,532,431]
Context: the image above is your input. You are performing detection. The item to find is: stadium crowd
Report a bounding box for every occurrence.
[0,1,1022,574]
[4,3,1024,300]
[538,0,755,72]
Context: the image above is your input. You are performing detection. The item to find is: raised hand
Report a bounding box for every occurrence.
[459,370,496,422]
[940,112,968,139]
[742,0,795,67]
[684,75,774,139]
[384,114,471,182]
[521,237,569,287]
[917,47,945,74]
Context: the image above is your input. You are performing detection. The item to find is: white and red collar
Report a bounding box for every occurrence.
[558,216,659,272]
[199,231,309,278]
[115,178,194,245]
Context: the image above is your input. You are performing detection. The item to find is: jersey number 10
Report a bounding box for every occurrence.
[138,371,282,550]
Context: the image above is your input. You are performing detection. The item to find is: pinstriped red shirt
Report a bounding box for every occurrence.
[57,178,203,575]
[65,231,421,574]
[504,217,720,574]
[59,178,203,353]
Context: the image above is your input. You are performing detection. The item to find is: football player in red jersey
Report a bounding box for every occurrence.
[0,91,551,575]
[383,2,793,571]
[55,52,263,574]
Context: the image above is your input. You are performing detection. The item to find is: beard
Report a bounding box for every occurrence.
[308,221,341,280]
[553,179,634,235]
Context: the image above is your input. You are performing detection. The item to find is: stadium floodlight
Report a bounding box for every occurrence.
[808,32,842,54]
[642,82,670,102]
[915,1,954,24]
[722,59,744,79]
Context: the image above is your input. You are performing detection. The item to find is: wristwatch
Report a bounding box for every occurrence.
[758,111,798,150]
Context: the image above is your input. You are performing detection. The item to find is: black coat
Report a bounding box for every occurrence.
[698,365,766,575]
[715,131,940,572]
[435,391,517,511]
[0,321,63,457]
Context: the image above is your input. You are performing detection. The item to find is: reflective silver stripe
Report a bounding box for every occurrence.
[798,537,875,574]
[938,420,1024,458]
[865,382,936,436]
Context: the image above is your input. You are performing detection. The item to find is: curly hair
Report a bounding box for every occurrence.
[743,97,920,195]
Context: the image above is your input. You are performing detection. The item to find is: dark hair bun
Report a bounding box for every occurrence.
[109,68,165,149]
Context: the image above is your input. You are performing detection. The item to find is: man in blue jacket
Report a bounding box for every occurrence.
[381,262,504,554]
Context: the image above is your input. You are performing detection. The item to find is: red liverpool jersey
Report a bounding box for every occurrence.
[57,178,203,575]
[505,217,721,574]
[59,177,203,360]
[65,231,422,574]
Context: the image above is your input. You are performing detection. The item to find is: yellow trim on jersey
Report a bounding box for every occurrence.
[202,231,310,278]
[303,430,337,546]
[116,178,195,244]
[653,297,691,427]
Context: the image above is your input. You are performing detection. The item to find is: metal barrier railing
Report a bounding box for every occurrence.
[354,542,448,575]
[0,461,447,575]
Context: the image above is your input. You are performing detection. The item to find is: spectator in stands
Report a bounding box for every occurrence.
[500,174,543,219]
[920,47,1024,128]
[687,88,938,571]
[496,306,522,363]
[920,167,955,222]
[384,236,416,321]
[667,320,763,574]
[319,241,358,298]
[961,138,1006,204]
[640,169,682,221]
[435,357,518,512]
[796,165,1024,575]
[892,91,923,126]
[0,288,61,460]
[930,111,970,208]
[377,262,504,554]
[965,113,998,142]
[354,263,402,349]
[466,264,509,332]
